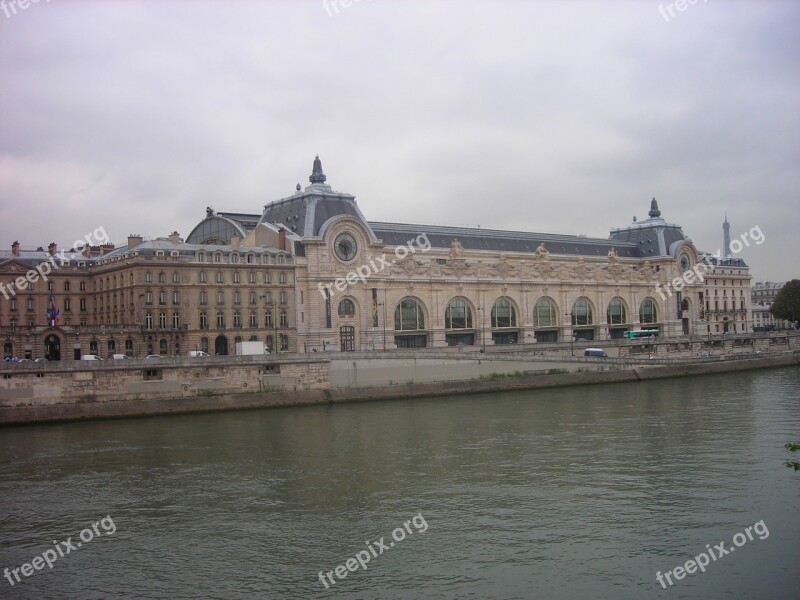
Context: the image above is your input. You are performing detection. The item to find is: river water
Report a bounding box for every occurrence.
[1,367,798,599]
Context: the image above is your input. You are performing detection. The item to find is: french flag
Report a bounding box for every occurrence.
[47,290,60,327]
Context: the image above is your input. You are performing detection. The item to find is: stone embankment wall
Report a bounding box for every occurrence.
[0,351,797,425]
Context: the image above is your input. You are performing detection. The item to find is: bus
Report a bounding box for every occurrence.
[624,330,658,340]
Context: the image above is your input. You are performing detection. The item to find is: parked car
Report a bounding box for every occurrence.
[112,354,131,360]
[145,354,164,360]
[584,348,608,358]
[81,355,104,361]
[34,358,49,363]
[17,358,34,363]
[188,350,210,358]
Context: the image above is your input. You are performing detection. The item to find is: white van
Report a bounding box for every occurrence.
[188,350,210,358]
[81,355,104,361]
[112,354,130,360]
[584,348,608,358]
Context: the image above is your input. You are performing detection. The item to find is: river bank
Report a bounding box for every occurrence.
[1,352,797,426]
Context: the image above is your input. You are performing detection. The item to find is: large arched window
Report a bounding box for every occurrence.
[607,298,626,325]
[338,298,356,317]
[491,299,516,328]
[533,298,557,327]
[572,298,593,326]
[395,298,425,331]
[3,342,13,359]
[445,298,472,329]
[640,298,658,324]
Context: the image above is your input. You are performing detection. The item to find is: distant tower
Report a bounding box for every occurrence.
[723,213,731,257]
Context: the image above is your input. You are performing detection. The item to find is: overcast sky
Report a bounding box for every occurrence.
[1,0,798,281]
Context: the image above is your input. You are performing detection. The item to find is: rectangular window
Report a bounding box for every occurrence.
[279,272,287,284]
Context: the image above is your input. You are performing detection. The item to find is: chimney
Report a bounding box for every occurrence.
[230,233,240,252]
[48,242,57,256]
[168,231,182,244]
[100,243,115,256]
[11,241,20,256]
[278,228,286,251]
[127,234,143,250]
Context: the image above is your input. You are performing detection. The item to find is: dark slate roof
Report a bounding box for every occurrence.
[0,251,99,268]
[369,222,640,258]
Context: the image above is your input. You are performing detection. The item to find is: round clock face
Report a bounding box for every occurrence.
[334,233,358,262]
[679,253,691,273]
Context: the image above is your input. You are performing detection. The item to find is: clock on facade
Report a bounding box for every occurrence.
[679,253,691,273]
[334,233,358,262]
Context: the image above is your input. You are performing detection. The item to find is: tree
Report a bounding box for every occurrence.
[770,279,800,326]
[786,442,800,471]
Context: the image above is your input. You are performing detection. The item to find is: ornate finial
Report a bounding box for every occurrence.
[296,183,301,191]
[648,197,661,218]
[309,155,326,184]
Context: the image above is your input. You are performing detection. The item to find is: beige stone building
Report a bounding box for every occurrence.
[187,157,753,351]
[2,156,754,360]
[0,233,296,360]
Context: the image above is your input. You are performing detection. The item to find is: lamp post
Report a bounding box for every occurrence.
[260,297,278,353]
[377,300,386,351]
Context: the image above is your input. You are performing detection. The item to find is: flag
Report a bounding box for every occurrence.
[47,290,60,327]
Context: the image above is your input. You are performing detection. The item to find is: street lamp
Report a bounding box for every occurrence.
[377,300,387,351]
[477,305,487,353]
[260,297,278,354]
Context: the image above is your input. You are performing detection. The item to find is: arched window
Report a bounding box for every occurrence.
[3,342,13,359]
[89,340,98,354]
[491,299,516,328]
[640,298,658,324]
[159,338,168,354]
[445,298,472,329]
[200,337,209,353]
[607,298,626,325]
[338,298,356,317]
[125,339,134,356]
[533,298,557,327]
[107,339,116,355]
[572,298,593,326]
[395,298,425,331]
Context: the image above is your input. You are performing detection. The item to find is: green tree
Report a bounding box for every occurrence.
[786,442,800,471]
[770,279,800,325]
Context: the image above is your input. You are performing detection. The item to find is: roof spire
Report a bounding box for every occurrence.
[309,155,327,184]
[648,197,661,218]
